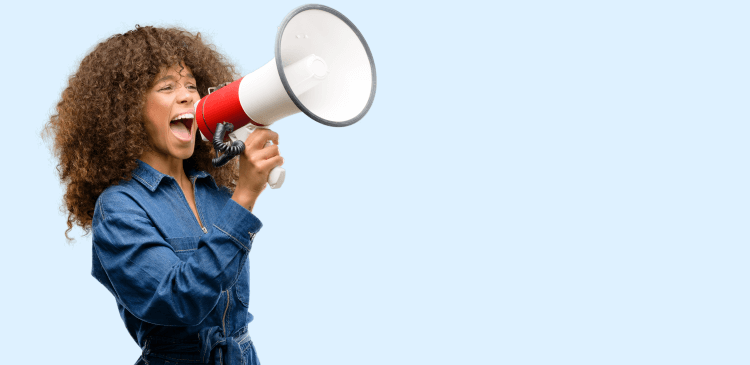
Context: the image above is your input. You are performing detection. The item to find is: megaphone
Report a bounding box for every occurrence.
[194,4,377,189]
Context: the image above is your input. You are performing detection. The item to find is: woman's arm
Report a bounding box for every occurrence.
[92,128,283,326]
[92,194,260,326]
[231,128,283,211]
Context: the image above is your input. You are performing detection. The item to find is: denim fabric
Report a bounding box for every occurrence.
[91,160,262,365]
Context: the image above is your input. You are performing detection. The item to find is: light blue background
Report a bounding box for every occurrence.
[1,0,748,364]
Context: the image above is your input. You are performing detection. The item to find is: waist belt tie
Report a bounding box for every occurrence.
[142,326,247,365]
[199,326,244,365]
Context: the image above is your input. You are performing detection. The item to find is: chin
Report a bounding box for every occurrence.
[173,145,196,160]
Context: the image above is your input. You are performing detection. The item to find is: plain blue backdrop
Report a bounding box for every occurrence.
[1,0,748,364]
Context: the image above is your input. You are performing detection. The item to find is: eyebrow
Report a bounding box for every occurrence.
[154,73,196,84]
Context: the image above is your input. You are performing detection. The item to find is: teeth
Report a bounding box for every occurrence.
[171,113,195,121]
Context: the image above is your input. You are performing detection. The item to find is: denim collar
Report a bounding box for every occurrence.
[132,159,217,192]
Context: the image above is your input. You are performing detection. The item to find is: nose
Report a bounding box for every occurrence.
[176,83,195,105]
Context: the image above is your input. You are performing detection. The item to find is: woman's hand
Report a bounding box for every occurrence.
[231,128,284,211]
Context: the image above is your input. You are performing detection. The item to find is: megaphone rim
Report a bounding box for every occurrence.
[275,4,377,128]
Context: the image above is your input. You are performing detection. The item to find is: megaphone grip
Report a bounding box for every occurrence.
[264,140,285,189]
[268,166,286,189]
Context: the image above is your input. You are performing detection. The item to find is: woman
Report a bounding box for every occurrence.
[45,25,281,365]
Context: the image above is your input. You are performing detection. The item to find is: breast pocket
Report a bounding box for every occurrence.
[165,236,201,261]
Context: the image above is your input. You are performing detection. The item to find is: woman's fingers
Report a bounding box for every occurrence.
[258,154,284,172]
[244,128,279,151]
[231,128,283,210]
[253,144,280,162]
[242,128,281,171]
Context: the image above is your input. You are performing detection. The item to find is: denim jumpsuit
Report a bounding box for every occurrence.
[91,160,261,365]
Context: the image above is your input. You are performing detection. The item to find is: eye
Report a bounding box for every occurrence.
[158,85,173,91]
[187,84,198,90]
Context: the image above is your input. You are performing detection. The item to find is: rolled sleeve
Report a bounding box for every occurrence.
[211,198,263,252]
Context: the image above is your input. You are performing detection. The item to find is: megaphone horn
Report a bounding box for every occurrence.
[195,4,377,189]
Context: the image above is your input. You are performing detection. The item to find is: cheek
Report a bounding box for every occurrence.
[142,116,163,144]
[144,97,172,133]
[148,101,170,120]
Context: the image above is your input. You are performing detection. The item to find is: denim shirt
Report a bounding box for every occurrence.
[91,160,261,365]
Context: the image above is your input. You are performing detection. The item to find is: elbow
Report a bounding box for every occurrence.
[128,280,221,326]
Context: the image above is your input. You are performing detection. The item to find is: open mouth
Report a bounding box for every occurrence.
[170,112,194,141]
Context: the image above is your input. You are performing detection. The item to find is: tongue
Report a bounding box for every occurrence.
[170,121,191,140]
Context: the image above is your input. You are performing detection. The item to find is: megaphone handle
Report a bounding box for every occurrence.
[264,140,286,189]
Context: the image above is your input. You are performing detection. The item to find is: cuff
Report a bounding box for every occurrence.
[212,198,263,251]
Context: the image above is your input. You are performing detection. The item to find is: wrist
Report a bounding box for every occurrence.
[232,191,259,212]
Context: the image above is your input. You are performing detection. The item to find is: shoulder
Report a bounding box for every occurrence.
[93,179,149,226]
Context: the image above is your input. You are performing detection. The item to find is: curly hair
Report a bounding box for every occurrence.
[44,25,241,242]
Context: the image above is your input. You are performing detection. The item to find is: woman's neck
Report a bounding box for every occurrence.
[139,150,189,187]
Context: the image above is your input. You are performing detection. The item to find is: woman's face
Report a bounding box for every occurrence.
[143,63,200,162]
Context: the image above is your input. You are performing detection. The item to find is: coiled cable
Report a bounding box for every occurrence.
[211,122,245,167]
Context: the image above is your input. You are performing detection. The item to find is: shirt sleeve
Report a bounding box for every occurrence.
[92,192,261,326]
